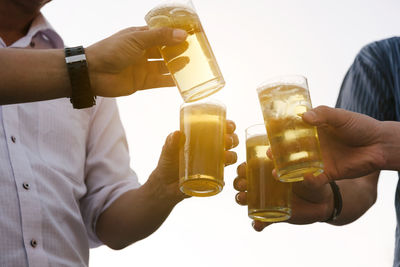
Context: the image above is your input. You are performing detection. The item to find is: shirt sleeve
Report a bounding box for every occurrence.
[336,40,396,121]
[80,97,141,248]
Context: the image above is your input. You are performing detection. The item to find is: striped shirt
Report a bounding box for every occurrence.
[336,37,400,267]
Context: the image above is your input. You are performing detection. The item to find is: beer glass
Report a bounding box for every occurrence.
[145,0,225,102]
[257,75,324,182]
[179,99,226,197]
[246,124,292,222]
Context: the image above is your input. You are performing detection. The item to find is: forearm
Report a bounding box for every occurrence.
[328,172,379,226]
[380,121,400,171]
[0,48,70,104]
[95,178,179,250]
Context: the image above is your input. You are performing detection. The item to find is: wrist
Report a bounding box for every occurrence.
[379,121,400,171]
[143,170,182,207]
[64,46,96,108]
[82,46,99,96]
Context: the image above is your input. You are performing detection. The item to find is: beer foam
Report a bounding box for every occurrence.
[258,84,308,96]
[185,113,224,124]
[246,134,269,147]
[145,2,196,22]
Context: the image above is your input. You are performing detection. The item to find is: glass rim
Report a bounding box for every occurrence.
[245,123,267,139]
[179,98,226,110]
[145,0,196,21]
[256,74,308,94]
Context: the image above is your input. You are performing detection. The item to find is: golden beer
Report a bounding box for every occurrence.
[145,1,225,102]
[246,125,291,222]
[257,75,324,182]
[179,100,226,197]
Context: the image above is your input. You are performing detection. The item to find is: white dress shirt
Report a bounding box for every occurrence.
[0,14,140,266]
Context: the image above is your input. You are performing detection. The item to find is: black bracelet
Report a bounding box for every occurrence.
[326,181,342,222]
[65,46,96,109]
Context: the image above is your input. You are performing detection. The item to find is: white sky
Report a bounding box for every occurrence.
[43,0,400,266]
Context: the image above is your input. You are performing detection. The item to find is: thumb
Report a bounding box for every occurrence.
[157,131,182,169]
[294,173,331,203]
[252,220,271,232]
[302,105,351,128]
[130,27,187,50]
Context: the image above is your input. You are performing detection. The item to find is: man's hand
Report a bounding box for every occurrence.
[86,27,188,97]
[0,26,187,105]
[302,105,385,186]
[97,120,238,249]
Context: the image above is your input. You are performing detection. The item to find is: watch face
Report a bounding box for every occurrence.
[65,53,86,64]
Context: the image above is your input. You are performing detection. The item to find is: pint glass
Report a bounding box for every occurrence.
[246,124,291,222]
[145,0,225,102]
[179,99,226,197]
[257,75,324,182]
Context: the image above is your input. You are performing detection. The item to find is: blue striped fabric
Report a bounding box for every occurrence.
[336,37,400,267]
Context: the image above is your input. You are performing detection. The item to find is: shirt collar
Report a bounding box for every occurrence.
[0,13,63,48]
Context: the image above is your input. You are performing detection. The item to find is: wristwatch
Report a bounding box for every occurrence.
[64,46,96,109]
[326,181,343,222]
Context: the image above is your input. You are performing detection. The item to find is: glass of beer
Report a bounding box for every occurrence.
[257,75,324,182]
[179,99,226,197]
[145,0,225,102]
[246,124,292,222]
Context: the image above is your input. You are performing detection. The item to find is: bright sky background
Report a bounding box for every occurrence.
[43,1,400,266]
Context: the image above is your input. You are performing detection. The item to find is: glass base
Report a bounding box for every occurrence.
[277,161,324,183]
[248,207,291,222]
[180,176,224,197]
[180,76,225,103]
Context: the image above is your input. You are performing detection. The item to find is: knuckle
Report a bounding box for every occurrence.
[233,134,239,147]
[157,27,172,40]
[316,105,329,113]
[233,178,239,189]
[237,162,246,174]
[226,120,235,131]
[233,177,244,191]
[235,193,241,204]
[237,179,247,191]
[227,135,235,149]
[129,34,146,51]
[232,152,238,163]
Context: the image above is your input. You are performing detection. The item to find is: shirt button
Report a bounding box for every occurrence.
[30,41,35,48]
[30,239,38,248]
[22,182,30,190]
[11,136,16,143]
